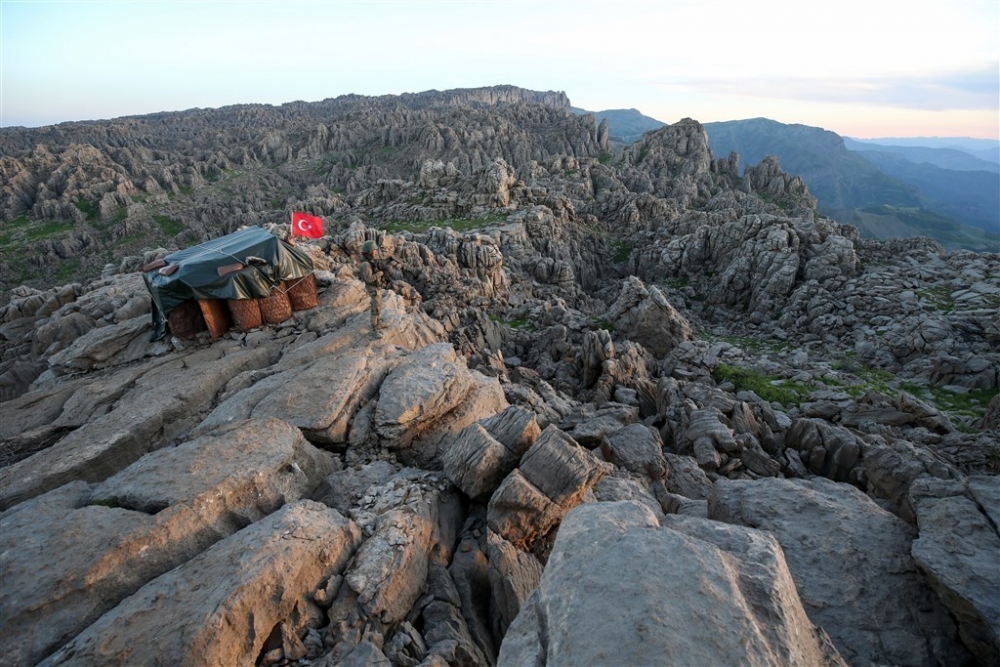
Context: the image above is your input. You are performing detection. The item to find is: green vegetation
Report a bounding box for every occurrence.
[611,240,632,262]
[755,189,795,212]
[915,285,955,313]
[900,383,998,421]
[489,314,535,331]
[665,277,689,289]
[153,215,184,236]
[828,358,996,426]
[0,216,32,246]
[851,205,1000,252]
[699,332,790,355]
[592,317,616,332]
[26,221,75,240]
[54,259,80,282]
[829,358,896,398]
[597,151,613,165]
[713,363,810,406]
[74,199,98,220]
[986,448,1000,474]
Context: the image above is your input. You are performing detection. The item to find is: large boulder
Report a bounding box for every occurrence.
[498,500,846,667]
[909,476,1000,666]
[601,276,692,358]
[40,501,362,667]
[376,342,508,465]
[0,343,277,510]
[487,426,612,550]
[0,418,333,667]
[709,477,970,667]
[442,406,541,500]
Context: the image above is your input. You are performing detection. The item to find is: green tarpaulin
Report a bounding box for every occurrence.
[144,227,314,340]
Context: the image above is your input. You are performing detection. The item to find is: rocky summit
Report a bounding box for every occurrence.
[1,86,998,667]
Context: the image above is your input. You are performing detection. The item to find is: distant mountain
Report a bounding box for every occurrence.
[850,150,999,233]
[571,107,665,144]
[702,118,999,251]
[702,118,918,211]
[846,136,999,151]
[848,136,1000,168]
[843,138,999,173]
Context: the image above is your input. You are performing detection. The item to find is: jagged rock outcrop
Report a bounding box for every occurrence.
[601,275,692,357]
[487,425,612,552]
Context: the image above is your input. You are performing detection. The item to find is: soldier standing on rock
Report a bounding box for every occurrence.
[361,238,391,337]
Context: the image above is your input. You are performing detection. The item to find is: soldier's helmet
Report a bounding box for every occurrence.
[361,239,379,257]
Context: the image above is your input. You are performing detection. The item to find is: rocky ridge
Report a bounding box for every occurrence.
[1,88,998,666]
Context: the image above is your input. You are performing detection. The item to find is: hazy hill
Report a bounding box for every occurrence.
[848,136,1000,168]
[703,118,999,251]
[702,118,918,211]
[843,138,1000,173]
[571,107,665,144]
[852,150,999,233]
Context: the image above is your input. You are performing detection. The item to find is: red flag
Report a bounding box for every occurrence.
[291,211,324,238]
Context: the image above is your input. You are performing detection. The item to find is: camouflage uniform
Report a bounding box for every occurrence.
[361,241,386,334]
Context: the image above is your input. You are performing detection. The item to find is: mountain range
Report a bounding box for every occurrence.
[572,110,999,252]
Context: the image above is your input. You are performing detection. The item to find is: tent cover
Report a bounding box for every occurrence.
[144,226,314,340]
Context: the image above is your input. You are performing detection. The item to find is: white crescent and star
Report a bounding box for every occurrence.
[294,218,309,232]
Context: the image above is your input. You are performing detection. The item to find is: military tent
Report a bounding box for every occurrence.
[143,227,315,340]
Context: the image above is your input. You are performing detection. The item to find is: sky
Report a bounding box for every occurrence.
[1,0,998,140]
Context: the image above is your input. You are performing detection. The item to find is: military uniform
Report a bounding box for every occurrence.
[361,240,387,335]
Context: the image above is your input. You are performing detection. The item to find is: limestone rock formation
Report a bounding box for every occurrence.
[499,501,847,667]
[41,501,362,667]
[909,475,1000,665]
[709,477,972,667]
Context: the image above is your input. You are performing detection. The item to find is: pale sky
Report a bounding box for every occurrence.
[1,0,998,139]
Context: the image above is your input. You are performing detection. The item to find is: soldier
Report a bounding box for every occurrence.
[360,238,389,337]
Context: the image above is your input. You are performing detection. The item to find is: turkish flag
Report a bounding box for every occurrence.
[291,211,324,238]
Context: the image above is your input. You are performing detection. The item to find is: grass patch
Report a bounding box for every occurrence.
[26,221,75,240]
[611,240,632,262]
[915,285,955,313]
[55,259,80,281]
[153,215,184,236]
[665,277,689,289]
[74,199,98,220]
[489,314,536,331]
[0,216,32,246]
[713,363,810,406]
[592,317,616,332]
[829,361,897,398]
[2,215,32,230]
[902,383,998,421]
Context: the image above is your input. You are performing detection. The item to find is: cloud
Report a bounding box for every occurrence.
[662,64,999,112]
